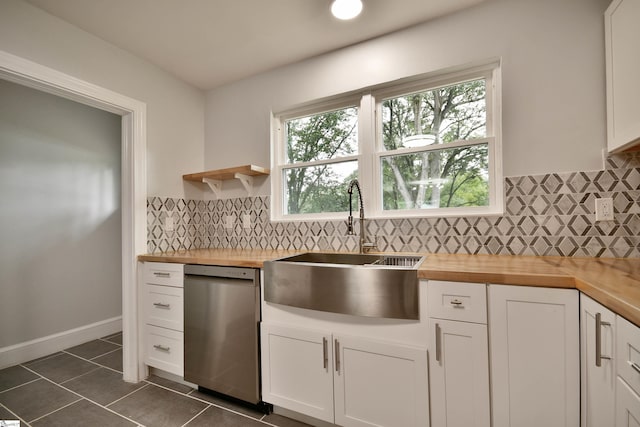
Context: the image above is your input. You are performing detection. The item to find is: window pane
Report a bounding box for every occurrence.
[381,143,489,210]
[285,107,358,164]
[285,161,358,214]
[381,79,486,151]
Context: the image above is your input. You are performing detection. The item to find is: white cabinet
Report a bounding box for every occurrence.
[581,294,616,427]
[261,323,428,427]
[489,285,580,427]
[141,262,184,376]
[605,0,640,152]
[616,315,640,425]
[427,281,490,427]
[260,323,334,422]
[617,378,640,427]
[333,334,428,427]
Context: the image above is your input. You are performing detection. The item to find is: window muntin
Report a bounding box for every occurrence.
[381,79,486,151]
[280,105,359,216]
[272,63,501,221]
[381,142,489,211]
[378,78,492,213]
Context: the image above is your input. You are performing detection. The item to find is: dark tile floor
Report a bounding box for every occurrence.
[0,333,311,427]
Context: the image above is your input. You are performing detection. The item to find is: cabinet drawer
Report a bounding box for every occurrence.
[145,325,183,376]
[617,315,640,396]
[616,377,640,427]
[144,284,183,331]
[428,280,487,324]
[144,262,183,287]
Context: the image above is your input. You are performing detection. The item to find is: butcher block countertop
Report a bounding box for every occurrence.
[138,249,640,326]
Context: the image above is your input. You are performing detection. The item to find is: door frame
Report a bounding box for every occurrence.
[0,50,147,382]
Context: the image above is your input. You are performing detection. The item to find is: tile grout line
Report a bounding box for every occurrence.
[27,397,83,424]
[90,346,123,360]
[179,403,212,427]
[60,349,123,375]
[19,364,144,427]
[105,383,150,409]
[166,385,270,423]
[0,377,41,395]
[0,402,31,427]
[7,340,294,427]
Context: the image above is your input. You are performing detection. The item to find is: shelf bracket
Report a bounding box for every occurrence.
[202,178,222,198]
[234,173,254,197]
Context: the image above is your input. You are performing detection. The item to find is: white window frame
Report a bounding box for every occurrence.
[271,60,503,222]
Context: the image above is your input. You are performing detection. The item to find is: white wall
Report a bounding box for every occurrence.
[205,0,610,198]
[0,0,205,199]
[0,80,122,347]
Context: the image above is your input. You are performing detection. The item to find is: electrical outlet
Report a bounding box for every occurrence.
[165,217,174,232]
[224,215,234,229]
[595,198,614,221]
[242,214,251,229]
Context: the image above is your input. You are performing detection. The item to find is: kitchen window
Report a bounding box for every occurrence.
[271,61,502,221]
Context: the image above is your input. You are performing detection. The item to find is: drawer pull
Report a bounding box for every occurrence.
[435,323,442,363]
[335,339,340,373]
[153,344,171,353]
[153,272,171,278]
[595,313,611,367]
[630,361,640,375]
[323,337,328,370]
[450,299,464,308]
[153,302,171,309]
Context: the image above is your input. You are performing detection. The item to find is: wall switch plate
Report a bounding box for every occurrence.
[595,198,614,221]
[224,215,234,229]
[242,214,251,229]
[165,217,174,232]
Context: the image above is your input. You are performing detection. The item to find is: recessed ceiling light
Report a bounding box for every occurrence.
[331,0,363,20]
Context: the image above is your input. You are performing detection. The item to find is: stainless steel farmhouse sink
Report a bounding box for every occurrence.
[263,253,425,320]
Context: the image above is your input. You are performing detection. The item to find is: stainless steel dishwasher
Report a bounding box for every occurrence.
[184,264,266,409]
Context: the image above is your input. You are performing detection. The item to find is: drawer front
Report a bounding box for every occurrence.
[144,284,183,331]
[145,325,183,376]
[616,377,640,427]
[427,280,487,324]
[617,315,640,396]
[144,262,184,287]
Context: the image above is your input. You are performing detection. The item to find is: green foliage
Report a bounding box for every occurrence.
[285,108,357,214]
[283,78,490,215]
[381,79,489,210]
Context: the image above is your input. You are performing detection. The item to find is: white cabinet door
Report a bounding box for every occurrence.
[260,323,334,423]
[605,0,640,152]
[333,334,429,427]
[489,285,580,427]
[428,319,490,427]
[581,294,616,427]
[617,378,640,427]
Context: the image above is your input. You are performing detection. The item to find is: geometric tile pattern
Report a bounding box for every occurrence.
[148,151,640,258]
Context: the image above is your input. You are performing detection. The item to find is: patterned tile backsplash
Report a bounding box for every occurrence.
[148,152,640,258]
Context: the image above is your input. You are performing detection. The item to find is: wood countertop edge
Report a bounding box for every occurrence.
[138,251,640,326]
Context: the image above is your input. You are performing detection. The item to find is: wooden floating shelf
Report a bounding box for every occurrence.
[183,164,270,198]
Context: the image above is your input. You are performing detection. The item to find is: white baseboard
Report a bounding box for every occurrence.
[0,316,122,369]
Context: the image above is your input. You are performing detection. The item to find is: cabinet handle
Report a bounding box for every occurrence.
[153,302,171,309]
[630,361,640,375]
[153,344,170,353]
[435,323,442,363]
[323,337,328,370]
[335,339,340,373]
[450,299,464,308]
[153,272,171,278]
[595,313,612,367]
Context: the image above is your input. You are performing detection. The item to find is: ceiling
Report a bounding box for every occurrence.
[24,0,487,91]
